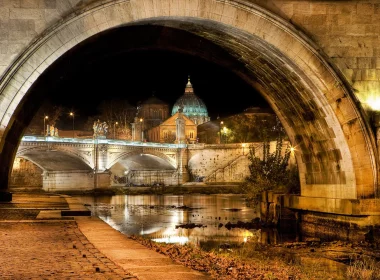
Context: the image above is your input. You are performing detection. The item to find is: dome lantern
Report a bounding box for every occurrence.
[171,75,210,125]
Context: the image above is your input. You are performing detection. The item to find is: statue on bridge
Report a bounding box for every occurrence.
[93,119,108,138]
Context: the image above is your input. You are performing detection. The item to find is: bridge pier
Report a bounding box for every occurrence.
[43,170,110,192]
[261,191,380,242]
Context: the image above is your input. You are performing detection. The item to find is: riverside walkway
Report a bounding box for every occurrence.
[0,191,211,280]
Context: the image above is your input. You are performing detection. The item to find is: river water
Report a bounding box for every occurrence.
[77,194,297,249]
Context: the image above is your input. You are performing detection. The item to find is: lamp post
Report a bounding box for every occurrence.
[219,121,224,144]
[140,118,143,141]
[242,143,246,155]
[114,121,118,139]
[43,115,48,136]
[69,112,75,138]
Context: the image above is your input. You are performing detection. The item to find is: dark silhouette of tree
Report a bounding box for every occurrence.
[221,114,279,143]
[89,99,137,140]
[24,102,64,135]
[241,117,299,206]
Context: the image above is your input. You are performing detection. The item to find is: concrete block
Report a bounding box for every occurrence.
[357,3,374,15]
[20,0,39,9]
[130,0,145,19]
[118,1,133,21]
[311,3,327,14]
[364,24,379,36]
[346,24,366,36]
[44,0,57,9]
[294,2,310,16]
[0,8,10,21]
[10,8,44,20]
[92,10,108,26]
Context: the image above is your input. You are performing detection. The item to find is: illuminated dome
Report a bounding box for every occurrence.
[171,76,210,125]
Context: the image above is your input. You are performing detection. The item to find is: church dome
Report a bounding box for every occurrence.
[172,76,210,125]
[142,95,167,105]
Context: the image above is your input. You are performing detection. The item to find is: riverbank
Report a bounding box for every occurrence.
[45,183,244,196]
[130,234,380,280]
[0,192,211,280]
[3,189,380,279]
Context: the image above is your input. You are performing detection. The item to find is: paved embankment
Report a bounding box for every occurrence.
[0,193,211,280]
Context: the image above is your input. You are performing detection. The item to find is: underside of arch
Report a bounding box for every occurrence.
[108,149,176,170]
[0,0,377,200]
[18,150,92,171]
[109,153,176,171]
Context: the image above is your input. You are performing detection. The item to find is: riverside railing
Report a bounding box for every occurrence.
[21,136,187,149]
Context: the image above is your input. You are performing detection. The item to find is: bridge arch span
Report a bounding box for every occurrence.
[16,145,92,172]
[0,0,377,201]
[107,150,176,171]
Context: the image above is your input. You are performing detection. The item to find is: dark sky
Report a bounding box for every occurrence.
[51,50,268,116]
[32,25,270,129]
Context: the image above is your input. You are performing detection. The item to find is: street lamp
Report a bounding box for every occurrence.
[114,121,118,139]
[69,112,75,138]
[219,121,224,144]
[242,143,246,155]
[139,118,144,141]
[43,115,48,136]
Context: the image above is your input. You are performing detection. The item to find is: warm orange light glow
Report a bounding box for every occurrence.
[44,116,48,119]
[69,112,74,116]
[139,118,143,122]
[367,96,380,111]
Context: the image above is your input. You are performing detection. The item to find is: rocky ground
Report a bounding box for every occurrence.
[130,235,380,280]
[9,186,380,279]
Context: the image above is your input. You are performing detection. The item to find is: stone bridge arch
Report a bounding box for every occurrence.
[15,145,93,172]
[0,0,377,201]
[107,149,177,170]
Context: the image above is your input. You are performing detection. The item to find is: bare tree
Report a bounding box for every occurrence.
[95,99,137,140]
[24,102,64,135]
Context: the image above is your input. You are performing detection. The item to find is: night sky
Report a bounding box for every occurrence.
[32,25,270,129]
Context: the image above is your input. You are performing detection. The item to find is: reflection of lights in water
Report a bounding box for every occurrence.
[123,205,130,217]
[101,216,123,232]
[140,227,162,235]
[171,210,181,225]
[163,226,179,238]
[81,194,267,248]
[152,236,189,245]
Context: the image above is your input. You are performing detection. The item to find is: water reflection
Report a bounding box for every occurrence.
[77,194,295,249]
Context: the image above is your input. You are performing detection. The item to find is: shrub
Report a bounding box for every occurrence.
[241,118,300,206]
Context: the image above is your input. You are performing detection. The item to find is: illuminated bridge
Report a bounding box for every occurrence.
[16,136,253,191]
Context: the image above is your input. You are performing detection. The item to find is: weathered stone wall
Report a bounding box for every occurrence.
[42,170,100,191]
[188,143,250,181]
[253,1,380,109]
[188,142,294,183]
[125,170,179,186]
[10,157,42,186]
